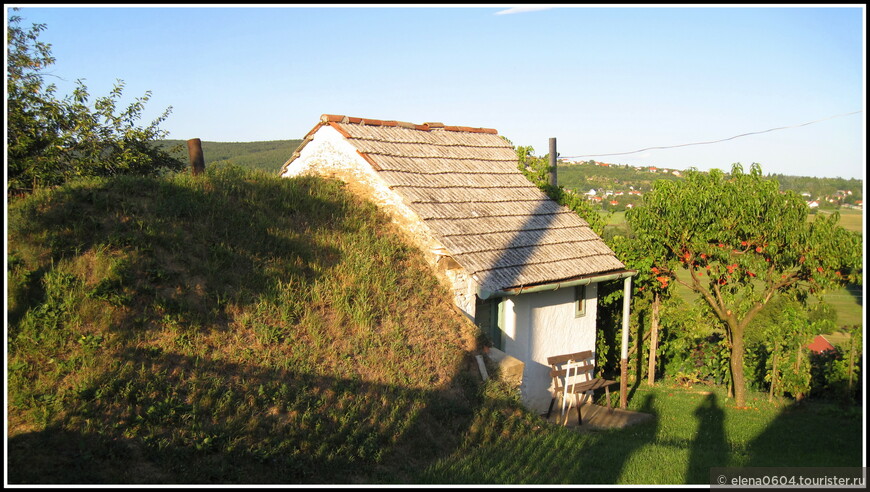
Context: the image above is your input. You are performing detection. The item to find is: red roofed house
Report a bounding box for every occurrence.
[807,333,851,354]
[279,114,636,413]
[807,335,836,354]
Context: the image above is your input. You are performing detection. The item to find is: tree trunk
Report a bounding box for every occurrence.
[647,293,660,386]
[769,350,778,402]
[847,334,855,394]
[730,323,746,407]
[794,347,804,401]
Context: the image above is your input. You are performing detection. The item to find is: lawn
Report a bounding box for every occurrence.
[810,208,863,234]
[418,381,863,485]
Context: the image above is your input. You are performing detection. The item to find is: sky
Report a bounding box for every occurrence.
[6,4,866,180]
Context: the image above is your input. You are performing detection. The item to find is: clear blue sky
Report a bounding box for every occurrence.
[7,5,866,179]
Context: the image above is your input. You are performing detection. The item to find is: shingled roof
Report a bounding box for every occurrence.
[280,114,626,292]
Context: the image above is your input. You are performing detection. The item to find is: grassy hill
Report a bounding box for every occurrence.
[6,166,508,483]
[6,166,862,484]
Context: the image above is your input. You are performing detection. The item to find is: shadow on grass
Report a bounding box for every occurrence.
[8,169,349,341]
[6,168,488,484]
[845,283,863,307]
[743,399,863,468]
[416,392,659,484]
[7,347,484,484]
[685,393,728,484]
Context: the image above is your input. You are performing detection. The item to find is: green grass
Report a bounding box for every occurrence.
[420,381,862,484]
[6,167,863,484]
[7,166,481,484]
[811,208,863,234]
[669,270,862,334]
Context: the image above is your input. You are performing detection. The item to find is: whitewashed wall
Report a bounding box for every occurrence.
[501,282,599,413]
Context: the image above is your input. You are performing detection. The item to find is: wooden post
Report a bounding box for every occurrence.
[187,138,205,176]
[847,334,855,394]
[647,292,660,386]
[620,275,632,409]
[548,137,558,187]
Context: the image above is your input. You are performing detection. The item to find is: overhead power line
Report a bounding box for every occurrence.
[561,110,863,159]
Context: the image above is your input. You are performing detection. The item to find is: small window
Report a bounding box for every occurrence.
[575,285,586,318]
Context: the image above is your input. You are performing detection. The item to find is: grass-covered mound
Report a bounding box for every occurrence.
[7,166,863,485]
[6,166,512,484]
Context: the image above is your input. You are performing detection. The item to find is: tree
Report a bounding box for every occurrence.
[6,12,185,196]
[607,231,673,385]
[625,163,862,407]
[759,299,831,401]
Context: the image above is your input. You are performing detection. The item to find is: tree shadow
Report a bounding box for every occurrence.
[685,392,728,484]
[7,170,346,343]
[466,188,629,415]
[7,345,484,484]
[7,169,489,484]
[743,399,863,468]
[844,283,863,307]
[415,391,659,484]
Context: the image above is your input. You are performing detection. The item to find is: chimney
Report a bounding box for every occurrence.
[187,138,205,176]
[548,137,558,187]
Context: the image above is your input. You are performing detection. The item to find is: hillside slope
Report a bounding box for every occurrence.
[6,166,506,484]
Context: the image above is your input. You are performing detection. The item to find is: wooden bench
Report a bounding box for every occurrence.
[546,351,618,425]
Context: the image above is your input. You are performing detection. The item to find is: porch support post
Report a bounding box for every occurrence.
[619,275,632,409]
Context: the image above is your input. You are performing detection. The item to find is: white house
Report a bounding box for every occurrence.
[279,114,635,413]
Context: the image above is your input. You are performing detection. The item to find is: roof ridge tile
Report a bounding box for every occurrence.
[320,114,498,134]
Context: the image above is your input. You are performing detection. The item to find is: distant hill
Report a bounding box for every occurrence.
[156,141,863,204]
[158,139,302,174]
[556,161,863,200]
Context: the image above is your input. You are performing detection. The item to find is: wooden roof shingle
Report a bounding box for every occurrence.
[280,114,626,292]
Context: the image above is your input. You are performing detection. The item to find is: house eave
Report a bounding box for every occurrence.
[477,268,637,299]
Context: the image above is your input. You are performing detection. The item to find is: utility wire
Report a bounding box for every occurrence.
[561,110,863,159]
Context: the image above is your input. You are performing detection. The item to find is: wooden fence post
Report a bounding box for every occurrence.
[187,138,205,176]
[620,276,632,409]
[548,137,558,187]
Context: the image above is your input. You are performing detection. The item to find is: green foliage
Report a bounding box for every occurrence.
[623,163,863,407]
[808,324,863,402]
[6,12,185,196]
[758,301,825,400]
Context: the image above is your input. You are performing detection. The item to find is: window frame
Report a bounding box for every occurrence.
[574,285,587,318]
